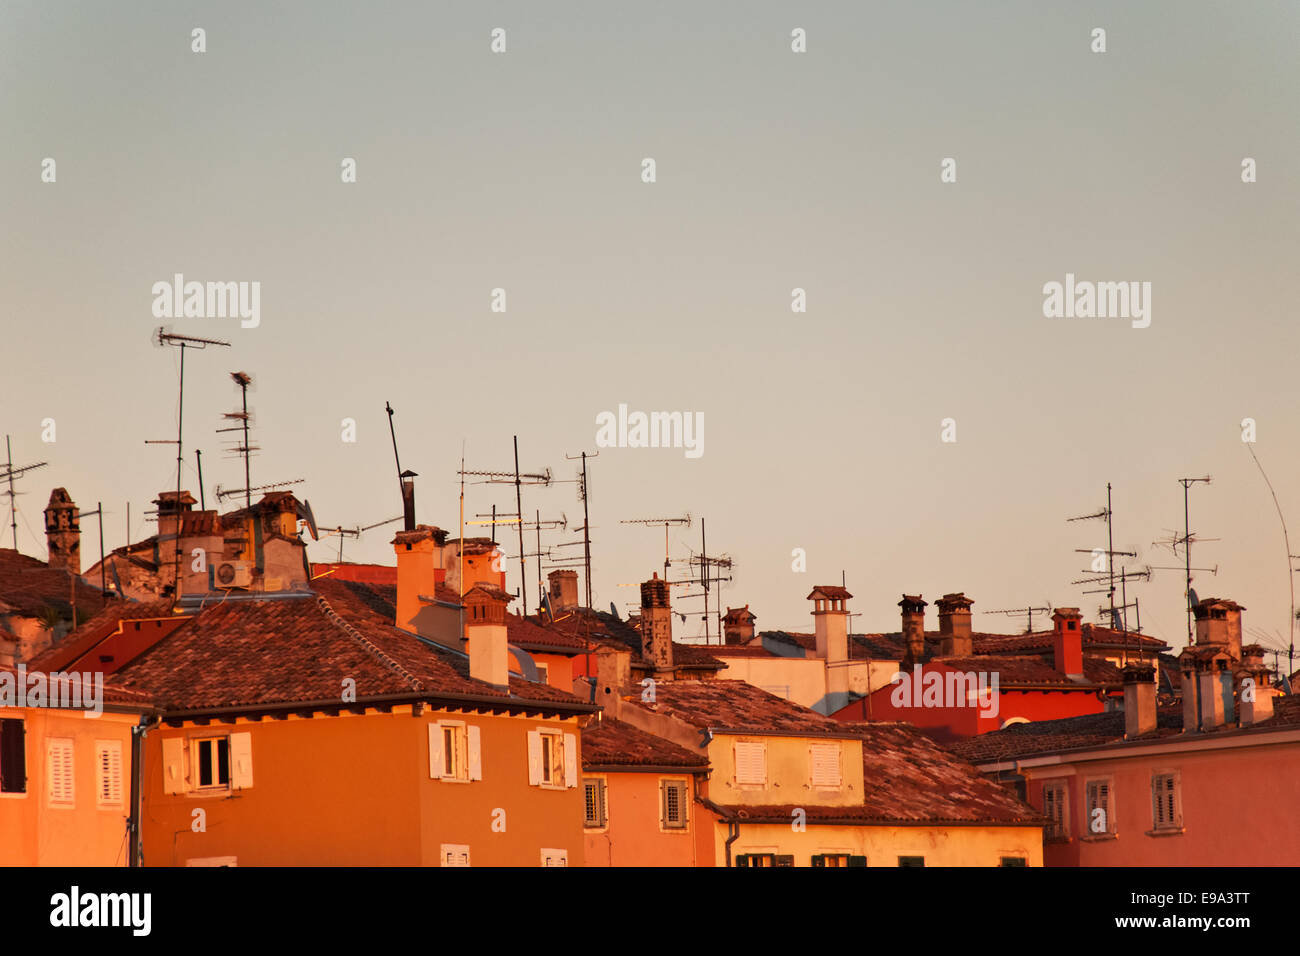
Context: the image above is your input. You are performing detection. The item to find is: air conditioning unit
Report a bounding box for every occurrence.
[214,560,253,589]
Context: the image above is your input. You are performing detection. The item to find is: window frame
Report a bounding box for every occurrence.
[1150,770,1183,833]
[809,742,844,789]
[0,717,26,796]
[540,847,568,867]
[733,739,767,787]
[1083,776,1116,838]
[538,729,564,788]
[95,739,124,809]
[46,737,75,808]
[440,843,471,867]
[660,777,689,831]
[191,736,231,792]
[1041,780,1069,841]
[583,776,608,830]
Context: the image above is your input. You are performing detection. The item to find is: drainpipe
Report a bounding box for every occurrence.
[128,716,152,867]
[724,820,741,867]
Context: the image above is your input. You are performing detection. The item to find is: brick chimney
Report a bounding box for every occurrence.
[1051,607,1084,679]
[808,586,851,663]
[548,569,579,612]
[899,594,927,664]
[640,573,674,674]
[1122,662,1157,737]
[44,488,81,574]
[722,605,756,645]
[1238,644,1277,726]
[937,593,974,657]
[392,525,448,635]
[463,583,511,689]
[1194,598,1244,660]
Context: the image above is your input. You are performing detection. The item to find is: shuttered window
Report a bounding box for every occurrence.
[734,741,766,785]
[47,738,74,806]
[95,740,123,808]
[0,718,25,794]
[661,779,688,829]
[1042,782,1067,839]
[540,848,568,867]
[441,844,470,867]
[583,778,607,829]
[194,737,230,789]
[898,856,925,867]
[1152,773,1181,830]
[1085,779,1113,835]
[810,743,842,788]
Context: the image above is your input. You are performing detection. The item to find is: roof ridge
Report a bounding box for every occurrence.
[315,595,424,693]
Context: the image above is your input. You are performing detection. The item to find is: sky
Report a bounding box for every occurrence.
[2,1,1298,662]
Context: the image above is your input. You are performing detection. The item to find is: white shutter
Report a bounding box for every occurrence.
[527,730,542,786]
[467,726,482,781]
[229,732,253,790]
[47,738,74,805]
[810,744,842,788]
[95,741,123,807]
[428,724,444,780]
[162,737,186,794]
[563,732,578,788]
[735,741,766,785]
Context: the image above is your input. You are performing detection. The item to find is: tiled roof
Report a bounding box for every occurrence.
[548,607,726,671]
[581,716,709,769]
[973,626,1167,655]
[933,654,1122,688]
[704,721,1041,826]
[109,580,590,715]
[628,679,853,737]
[506,613,590,653]
[0,548,107,620]
[807,585,853,600]
[26,599,182,672]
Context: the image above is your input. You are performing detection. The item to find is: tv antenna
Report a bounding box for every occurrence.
[1069,483,1137,629]
[1,436,48,550]
[1175,476,1212,644]
[1243,444,1295,686]
[214,479,304,503]
[215,371,257,508]
[321,514,403,563]
[146,329,230,599]
[457,437,551,613]
[566,450,599,609]
[621,514,692,578]
[986,604,1052,634]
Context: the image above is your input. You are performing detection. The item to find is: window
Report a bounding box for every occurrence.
[47,738,75,807]
[898,856,925,867]
[1042,781,1068,840]
[810,743,843,789]
[441,844,470,867]
[0,718,25,794]
[734,741,767,786]
[1151,773,1182,831]
[528,729,577,789]
[540,848,568,867]
[999,857,1027,867]
[95,741,123,808]
[811,854,865,867]
[1085,778,1114,836]
[193,737,230,790]
[583,778,607,829]
[661,778,688,830]
[735,854,792,867]
[429,722,482,782]
[535,663,549,683]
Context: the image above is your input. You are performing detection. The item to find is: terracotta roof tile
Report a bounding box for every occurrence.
[0,548,107,620]
[581,716,709,769]
[628,679,851,736]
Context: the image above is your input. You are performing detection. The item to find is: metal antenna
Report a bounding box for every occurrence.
[214,479,304,503]
[76,502,109,599]
[1,436,48,550]
[1177,476,1212,644]
[216,371,256,508]
[1069,483,1136,627]
[1244,445,1295,682]
[621,514,692,579]
[148,329,230,600]
[385,402,418,531]
[987,605,1052,634]
[566,450,599,609]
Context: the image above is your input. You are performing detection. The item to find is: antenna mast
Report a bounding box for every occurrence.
[1,436,48,550]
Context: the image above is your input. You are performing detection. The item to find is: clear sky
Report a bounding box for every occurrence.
[3,1,1298,660]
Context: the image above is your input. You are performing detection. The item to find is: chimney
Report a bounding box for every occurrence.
[937,593,974,657]
[1197,662,1232,731]
[809,586,851,663]
[43,488,81,574]
[1194,598,1244,660]
[548,569,580,612]
[392,525,448,635]
[899,594,927,665]
[400,470,418,532]
[1238,644,1277,726]
[463,583,512,689]
[594,644,633,705]
[1051,607,1084,679]
[640,573,674,674]
[722,605,756,645]
[1122,662,1157,737]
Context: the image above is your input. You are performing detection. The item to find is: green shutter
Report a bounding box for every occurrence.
[776,855,794,867]
[848,855,867,867]
[811,855,825,867]
[735,854,750,868]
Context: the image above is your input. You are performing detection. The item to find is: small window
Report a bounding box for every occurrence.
[193,737,230,790]
[535,663,549,683]
[1152,773,1182,830]
[95,741,123,808]
[0,718,25,794]
[583,778,607,829]
[999,856,1027,867]
[47,738,74,807]
[540,732,561,786]
[441,844,470,867]
[898,856,925,867]
[735,853,777,867]
[810,743,843,788]
[528,729,576,789]
[734,741,767,786]
[661,778,688,830]
[1042,781,1068,840]
[540,847,568,867]
[1085,778,1114,835]
[812,854,852,867]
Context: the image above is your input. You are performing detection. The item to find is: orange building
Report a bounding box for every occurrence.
[0,664,152,865]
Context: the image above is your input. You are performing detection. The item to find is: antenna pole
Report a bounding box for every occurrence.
[1107,482,1116,626]
[174,342,185,596]
[5,436,14,550]
[196,450,206,511]
[240,378,251,507]
[514,436,527,615]
[701,518,708,644]
[459,442,466,640]
[581,453,592,608]
[536,508,542,605]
